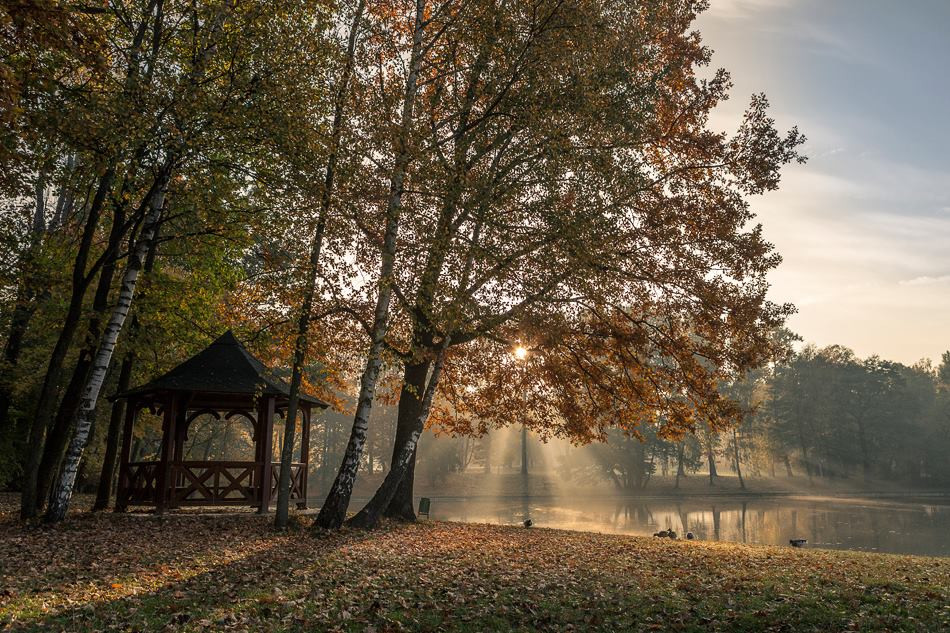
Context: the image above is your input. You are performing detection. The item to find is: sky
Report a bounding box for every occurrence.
[695,0,950,365]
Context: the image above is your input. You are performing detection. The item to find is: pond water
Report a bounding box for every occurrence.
[418,493,950,557]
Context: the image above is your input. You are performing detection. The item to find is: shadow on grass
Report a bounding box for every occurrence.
[0,506,379,632]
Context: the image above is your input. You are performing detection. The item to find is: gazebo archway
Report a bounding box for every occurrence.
[113,331,328,513]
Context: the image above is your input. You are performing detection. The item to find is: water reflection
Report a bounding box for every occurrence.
[425,494,950,557]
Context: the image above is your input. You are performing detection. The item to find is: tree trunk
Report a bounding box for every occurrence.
[381,360,430,521]
[521,425,528,475]
[35,167,156,511]
[732,428,745,490]
[20,166,115,519]
[707,444,718,487]
[92,213,160,511]
[0,256,45,435]
[313,0,426,531]
[675,442,685,489]
[274,0,365,531]
[44,180,167,523]
[36,204,127,510]
[348,346,446,529]
[93,354,132,510]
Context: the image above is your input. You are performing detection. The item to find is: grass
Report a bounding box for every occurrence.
[0,496,948,632]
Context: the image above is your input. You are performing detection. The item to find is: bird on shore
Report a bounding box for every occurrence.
[523,519,533,528]
[790,538,807,548]
[686,532,695,540]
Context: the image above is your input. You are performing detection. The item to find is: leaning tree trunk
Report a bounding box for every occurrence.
[92,353,132,510]
[313,0,427,532]
[274,0,366,530]
[20,166,115,520]
[349,345,447,529]
[92,220,159,511]
[44,180,167,523]
[35,192,132,510]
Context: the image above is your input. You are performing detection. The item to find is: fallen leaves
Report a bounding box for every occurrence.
[0,493,948,632]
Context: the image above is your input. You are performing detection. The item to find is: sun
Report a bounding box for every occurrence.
[514,345,528,360]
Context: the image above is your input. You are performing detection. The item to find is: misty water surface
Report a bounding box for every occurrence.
[417,494,950,557]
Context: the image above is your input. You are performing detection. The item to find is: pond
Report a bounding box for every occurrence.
[418,493,950,557]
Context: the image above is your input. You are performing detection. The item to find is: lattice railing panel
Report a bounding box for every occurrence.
[270,463,305,500]
[171,462,261,506]
[125,462,160,505]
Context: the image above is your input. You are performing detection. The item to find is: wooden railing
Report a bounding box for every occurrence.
[124,461,307,507]
[124,461,160,506]
[170,461,262,506]
[270,463,306,501]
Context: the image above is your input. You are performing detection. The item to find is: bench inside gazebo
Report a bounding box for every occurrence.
[113,331,328,513]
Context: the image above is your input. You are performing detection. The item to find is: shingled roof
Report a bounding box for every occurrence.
[116,330,328,406]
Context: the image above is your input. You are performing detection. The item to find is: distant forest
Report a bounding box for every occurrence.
[554,345,950,490]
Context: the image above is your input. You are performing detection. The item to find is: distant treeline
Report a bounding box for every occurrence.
[548,345,950,489]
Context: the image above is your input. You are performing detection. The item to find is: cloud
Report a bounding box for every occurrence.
[900,275,950,287]
[704,0,792,19]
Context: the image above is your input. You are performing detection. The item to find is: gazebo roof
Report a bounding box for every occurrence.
[115,330,328,407]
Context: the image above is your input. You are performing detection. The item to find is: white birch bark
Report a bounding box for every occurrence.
[314,0,428,530]
[44,180,167,523]
[348,341,448,528]
[275,0,367,529]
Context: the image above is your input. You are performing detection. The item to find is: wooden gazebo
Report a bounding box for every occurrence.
[113,331,328,513]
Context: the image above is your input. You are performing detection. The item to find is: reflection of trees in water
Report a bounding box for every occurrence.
[612,502,655,530]
[430,496,950,556]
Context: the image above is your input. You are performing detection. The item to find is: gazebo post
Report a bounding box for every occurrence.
[156,393,178,515]
[258,395,275,513]
[298,405,311,509]
[115,397,138,513]
[169,403,189,509]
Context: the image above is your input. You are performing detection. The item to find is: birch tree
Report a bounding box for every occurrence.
[45,175,168,522]
[314,0,431,531]
[275,0,367,529]
[352,0,805,526]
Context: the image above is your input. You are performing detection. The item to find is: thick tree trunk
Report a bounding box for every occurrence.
[314,0,426,532]
[45,181,167,523]
[707,444,718,486]
[275,0,366,530]
[382,360,430,521]
[349,347,446,529]
[21,166,115,519]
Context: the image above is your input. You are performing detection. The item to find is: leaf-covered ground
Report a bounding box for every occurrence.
[1,498,948,632]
